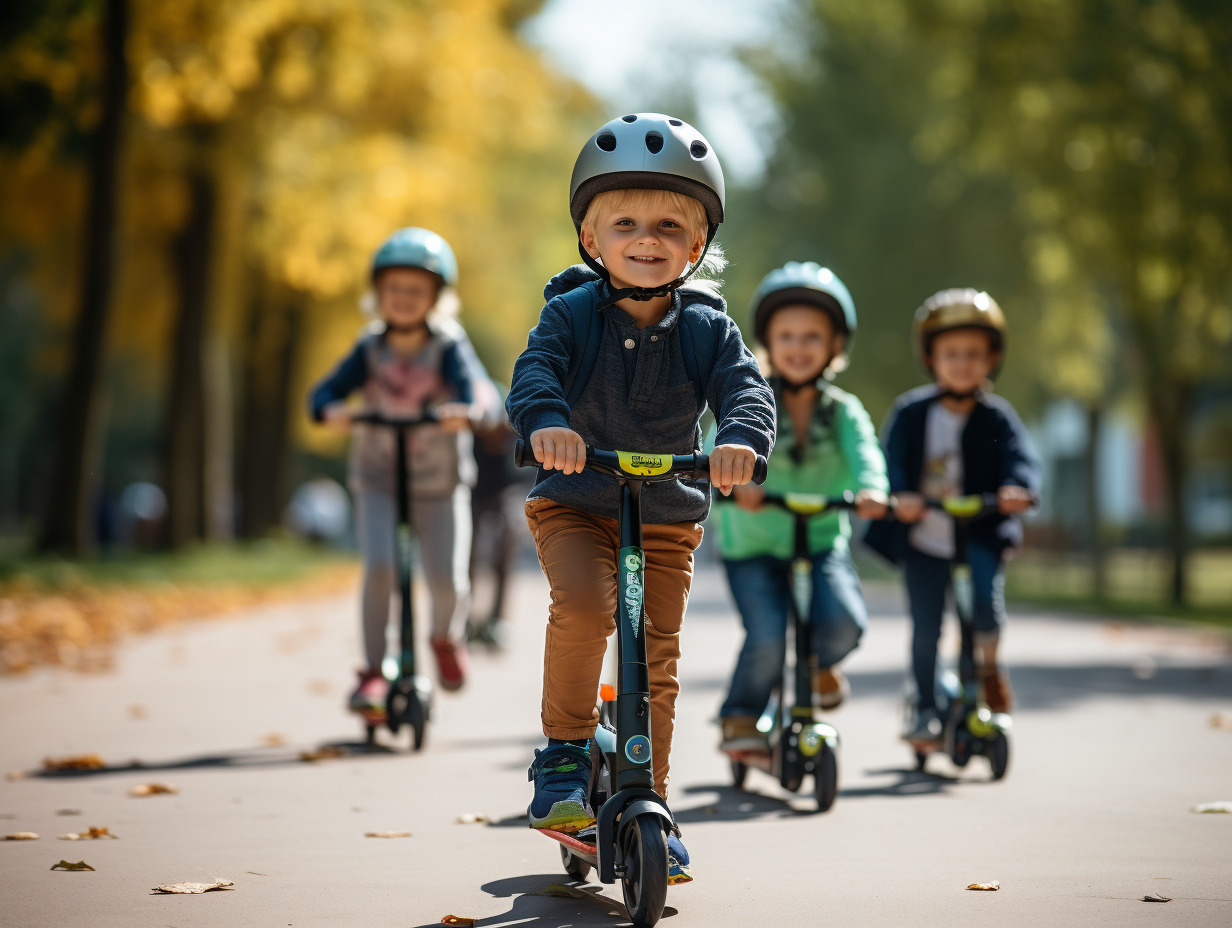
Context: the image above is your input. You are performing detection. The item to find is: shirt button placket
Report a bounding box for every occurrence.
[624,338,636,349]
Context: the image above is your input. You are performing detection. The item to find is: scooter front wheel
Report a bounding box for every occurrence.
[620,814,668,928]
[988,731,1010,781]
[814,743,838,812]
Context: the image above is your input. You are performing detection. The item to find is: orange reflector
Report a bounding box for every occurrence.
[599,684,616,702]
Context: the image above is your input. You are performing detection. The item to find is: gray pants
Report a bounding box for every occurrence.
[355,486,472,669]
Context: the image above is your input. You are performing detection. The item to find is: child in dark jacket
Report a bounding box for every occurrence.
[505,113,775,884]
[865,288,1041,743]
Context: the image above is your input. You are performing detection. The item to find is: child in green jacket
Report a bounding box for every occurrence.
[709,263,888,752]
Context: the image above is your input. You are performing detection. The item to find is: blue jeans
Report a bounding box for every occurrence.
[720,549,867,719]
[903,543,1005,710]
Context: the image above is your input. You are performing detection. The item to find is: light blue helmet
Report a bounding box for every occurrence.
[750,262,857,352]
[371,227,458,286]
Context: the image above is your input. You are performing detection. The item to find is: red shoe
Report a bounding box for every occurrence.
[348,668,388,712]
[431,639,470,691]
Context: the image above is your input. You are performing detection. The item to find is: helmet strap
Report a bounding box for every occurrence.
[383,320,429,336]
[773,374,825,395]
[936,387,982,401]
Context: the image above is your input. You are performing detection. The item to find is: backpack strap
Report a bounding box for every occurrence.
[561,286,604,408]
[678,307,719,408]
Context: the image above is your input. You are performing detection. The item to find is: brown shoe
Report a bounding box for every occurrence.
[981,668,1013,713]
[812,665,850,710]
[720,716,767,753]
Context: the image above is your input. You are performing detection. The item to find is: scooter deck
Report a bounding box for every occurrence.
[539,827,598,862]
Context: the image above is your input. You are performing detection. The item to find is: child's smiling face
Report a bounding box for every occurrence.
[928,327,999,393]
[766,304,842,385]
[579,189,706,292]
[375,267,440,329]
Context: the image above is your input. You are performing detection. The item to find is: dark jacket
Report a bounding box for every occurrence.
[864,384,1041,565]
[505,266,776,524]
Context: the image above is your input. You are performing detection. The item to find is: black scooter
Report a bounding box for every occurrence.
[720,491,852,812]
[905,494,1013,780]
[515,441,766,928]
[349,412,436,750]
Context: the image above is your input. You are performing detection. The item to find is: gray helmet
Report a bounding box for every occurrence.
[750,262,857,353]
[569,113,724,240]
[371,227,458,286]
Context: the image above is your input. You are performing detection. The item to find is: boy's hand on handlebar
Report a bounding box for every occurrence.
[530,427,587,474]
[322,402,353,432]
[710,444,756,496]
[892,492,924,523]
[855,488,889,520]
[998,485,1033,515]
[435,402,473,434]
[732,483,765,511]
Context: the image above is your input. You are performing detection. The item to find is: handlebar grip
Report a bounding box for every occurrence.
[752,455,768,486]
[512,439,537,468]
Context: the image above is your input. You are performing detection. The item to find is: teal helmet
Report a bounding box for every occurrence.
[569,113,725,241]
[371,227,458,286]
[750,262,857,353]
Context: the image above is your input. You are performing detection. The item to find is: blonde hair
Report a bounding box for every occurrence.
[580,188,726,284]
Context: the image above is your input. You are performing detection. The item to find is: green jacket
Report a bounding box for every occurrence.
[706,383,888,560]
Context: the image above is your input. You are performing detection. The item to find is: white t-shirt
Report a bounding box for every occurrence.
[909,402,970,559]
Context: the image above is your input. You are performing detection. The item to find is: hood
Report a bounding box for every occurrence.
[543,264,727,315]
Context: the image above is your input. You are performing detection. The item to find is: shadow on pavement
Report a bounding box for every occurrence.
[406,873,679,927]
[673,783,816,823]
[29,736,407,778]
[839,765,965,799]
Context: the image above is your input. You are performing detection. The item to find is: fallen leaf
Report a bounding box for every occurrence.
[307,679,331,696]
[128,704,148,720]
[536,882,590,899]
[365,831,412,838]
[4,832,39,840]
[152,879,234,894]
[43,754,106,772]
[260,733,287,747]
[246,871,267,876]
[130,783,177,797]
[299,746,346,762]
[51,860,95,871]
[967,881,1000,891]
[6,771,27,781]
[59,827,117,840]
[441,917,476,926]
[1190,801,1232,814]
[455,812,489,824]
[1141,894,1172,903]
[1209,712,1232,732]
[55,809,82,816]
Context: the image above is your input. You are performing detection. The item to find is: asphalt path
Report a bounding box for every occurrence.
[2,557,1230,927]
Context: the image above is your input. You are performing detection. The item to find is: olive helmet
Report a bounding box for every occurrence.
[569,113,725,243]
[912,288,1006,374]
[750,262,857,357]
[371,227,458,287]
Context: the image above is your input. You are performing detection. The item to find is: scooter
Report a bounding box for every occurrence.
[905,493,1013,780]
[720,491,851,812]
[515,441,766,928]
[349,412,436,750]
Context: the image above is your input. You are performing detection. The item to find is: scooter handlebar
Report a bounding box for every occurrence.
[512,439,768,485]
[350,410,440,428]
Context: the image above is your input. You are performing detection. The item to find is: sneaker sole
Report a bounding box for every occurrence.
[668,870,694,886]
[528,801,594,833]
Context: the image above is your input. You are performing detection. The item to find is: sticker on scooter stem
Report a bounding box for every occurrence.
[620,548,644,637]
[624,735,651,764]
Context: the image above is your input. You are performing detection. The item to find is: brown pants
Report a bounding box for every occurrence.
[525,498,703,797]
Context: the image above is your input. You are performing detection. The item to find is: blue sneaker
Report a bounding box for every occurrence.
[667,830,692,885]
[527,743,593,832]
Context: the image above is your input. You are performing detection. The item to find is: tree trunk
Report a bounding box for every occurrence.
[162,159,218,549]
[38,0,128,555]
[1153,381,1192,607]
[1083,403,1107,600]
[238,282,301,539]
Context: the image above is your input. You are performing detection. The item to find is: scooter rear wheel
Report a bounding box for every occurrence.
[620,814,668,928]
[814,743,838,812]
[560,842,592,881]
[729,757,748,789]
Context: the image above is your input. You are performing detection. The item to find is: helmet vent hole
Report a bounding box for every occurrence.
[644,131,664,154]
[622,114,638,122]
[690,140,708,159]
[596,131,617,152]
[669,118,683,126]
